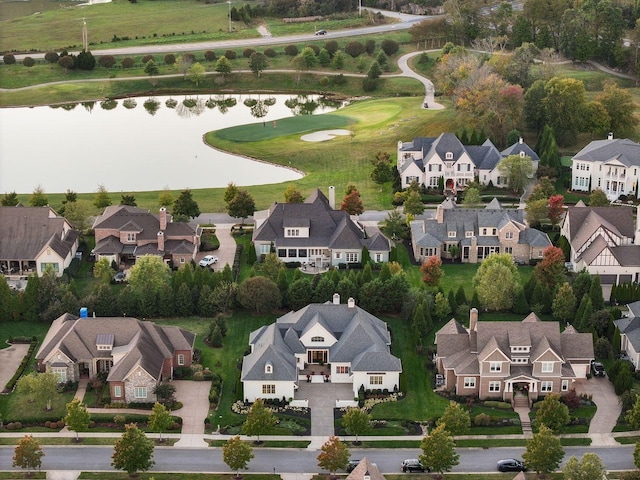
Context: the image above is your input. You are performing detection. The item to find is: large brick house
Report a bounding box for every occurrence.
[36,313,195,403]
[410,199,551,264]
[92,205,200,268]
[435,309,594,403]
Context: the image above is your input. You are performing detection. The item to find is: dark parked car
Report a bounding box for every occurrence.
[591,360,606,377]
[497,459,526,472]
[315,29,327,35]
[402,459,427,472]
[346,460,360,472]
[113,271,126,283]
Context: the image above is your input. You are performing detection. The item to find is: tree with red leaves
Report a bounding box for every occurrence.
[340,187,364,215]
[547,194,565,228]
[421,256,444,287]
[534,246,565,291]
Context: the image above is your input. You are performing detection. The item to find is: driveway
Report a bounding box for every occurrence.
[0,343,30,392]
[173,380,212,448]
[573,377,621,444]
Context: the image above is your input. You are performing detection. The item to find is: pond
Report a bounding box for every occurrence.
[0,94,342,194]
[0,0,96,22]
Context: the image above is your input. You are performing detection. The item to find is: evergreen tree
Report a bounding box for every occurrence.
[447,289,458,313]
[572,270,592,301]
[524,274,537,304]
[470,290,480,309]
[512,287,530,315]
[589,275,604,310]
[412,301,428,338]
[455,285,467,306]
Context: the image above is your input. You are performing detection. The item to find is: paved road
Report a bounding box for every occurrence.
[0,445,634,474]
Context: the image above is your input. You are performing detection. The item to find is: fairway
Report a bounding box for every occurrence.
[214,113,354,142]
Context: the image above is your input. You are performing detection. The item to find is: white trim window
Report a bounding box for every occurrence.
[336,366,350,374]
[177,354,185,366]
[489,362,502,372]
[134,386,147,399]
[370,375,383,385]
[114,385,122,398]
[561,380,569,391]
[541,381,553,392]
[489,381,500,392]
[541,362,553,373]
[262,384,275,394]
[464,377,476,388]
[260,244,270,254]
[345,252,358,263]
[52,367,67,383]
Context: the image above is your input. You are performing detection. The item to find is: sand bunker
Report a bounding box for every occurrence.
[301,129,351,142]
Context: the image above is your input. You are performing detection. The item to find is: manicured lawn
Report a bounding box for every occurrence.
[0,322,50,349]
[79,475,280,480]
[2,388,76,423]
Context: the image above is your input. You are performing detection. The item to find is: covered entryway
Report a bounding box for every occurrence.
[307,350,327,364]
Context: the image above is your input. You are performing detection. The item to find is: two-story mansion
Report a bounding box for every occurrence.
[397,133,539,192]
[252,188,391,268]
[571,134,640,201]
[435,309,594,403]
[410,198,552,264]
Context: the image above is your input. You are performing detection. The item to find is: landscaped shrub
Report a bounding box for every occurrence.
[332,73,346,86]
[474,413,491,426]
[306,44,320,55]
[204,50,217,61]
[164,53,176,65]
[76,50,96,70]
[344,41,365,58]
[44,52,59,64]
[362,77,377,92]
[141,54,154,64]
[243,48,256,58]
[324,40,339,56]
[121,57,135,69]
[224,50,237,60]
[381,39,400,55]
[183,53,196,63]
[483,400,511,409]
[365,39,376,55]
[4,340,37,392]
[98,55,116,68]
[284,44,298,56]
[3,54,16,64]
[264,48,277,58]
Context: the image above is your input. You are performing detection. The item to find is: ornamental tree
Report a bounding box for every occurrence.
[223,435,254,477]
[238,276,281,314]
[437,401,471,435]
[242,398,277,443]
[522,424,564,474]
[420,256,444,287]
[342,408,371,443]
[552,282,577,324]
[534,246,565,291]
[227,190,256,225]
[498,154,534,193]
[317,435,350,476]
[111,423,155,477]
[149,402,173,442]
[403,190,425,216]
[173,189,201,219]
[283,185,304,203]
[547,194,564,228]
[340,189,364,215]
[65,398,91,441]
[379,209,409,240]
[563,453,607,480]
[472,253,520,311]
[13,435,44,475]
[589,188,609,206]
[419,423,459,474]
[535,393,570,433]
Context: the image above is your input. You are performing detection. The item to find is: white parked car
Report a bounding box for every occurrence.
[199,255,219,267]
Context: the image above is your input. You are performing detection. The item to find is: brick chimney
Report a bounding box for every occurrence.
[469,308,478,331]
[159,207,168,231]
[157,231,165,252]
[436,204,444,224]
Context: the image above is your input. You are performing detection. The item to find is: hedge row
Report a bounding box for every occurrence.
[4,339,38,392]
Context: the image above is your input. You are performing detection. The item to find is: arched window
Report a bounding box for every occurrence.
[311,336,324,342]
[265,363,273,374]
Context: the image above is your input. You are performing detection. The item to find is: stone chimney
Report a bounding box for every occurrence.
[347,297,355,308]
[608,132,614,140]
[333,293,340,305]
[469,308,478,331]
[159,207,168,231]
[329,186,336,209]
[157,231,165,252]
[436,204,444,224]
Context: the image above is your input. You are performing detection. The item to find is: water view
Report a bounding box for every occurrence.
[0,94,341,194]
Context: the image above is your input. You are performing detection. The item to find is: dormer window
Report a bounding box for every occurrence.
[265,363,273,374]
[519,151,525,158]
[311,336,324,342]
[465,231,473,238]
[126,233,136,242]
[96,333,114,351]
[445,152,453,160]
[286,229,299,237]
[448,231,456,238]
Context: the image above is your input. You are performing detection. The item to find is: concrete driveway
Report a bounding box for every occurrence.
[0,343,30,392]
[573,376,621,444]
[172,380,212,448]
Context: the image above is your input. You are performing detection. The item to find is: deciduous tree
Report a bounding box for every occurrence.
[340,189,364,215]
[563,452,606,480]
[283,185,304,203]
[238,276,281,314]
[547,194,564,228]
[463,187,481,206]
[317,435,350,475]
[343,408,371,443]
[525,198,548,227]
[437,401,471,435]
[187,62,206,86]
[535,393,570,433]
[149,402,173,442]
[173,189,201,219]
[13,435,44,475]
[65,398,91,441]
[223,435,254,477]
[111,423,155,477]
[93,184,112,209]
[16,372,58,410]
[534,246,565,291]
[419,423,459,474]
[242,398,277,442]
[64,199,93,233]
[552,282,577,324]
[522,424,564,473]
[420,256,444,287]
[403,191,425,216]
[227,190,256,225]
[29,185,48,207]
[215,56,232,80]
[596,82,638,137]
[589,189,609,206]
[498,154,533,193]
[378,209,409,240]
[543,77,587,146]
[248,52,268,77]
[472,253,521,311]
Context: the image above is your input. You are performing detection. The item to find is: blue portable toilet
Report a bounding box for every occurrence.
[80,307,88,318]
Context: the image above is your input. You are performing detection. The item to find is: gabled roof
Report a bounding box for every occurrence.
[501,141,540,161]
[0,206,78,261]
[242,301,401,382]
[564,206,634,249]
[573,138,640,168]
[93,205,196,241]
[36,315,195,382]
[252,189,390,253]
[347,458,386,480]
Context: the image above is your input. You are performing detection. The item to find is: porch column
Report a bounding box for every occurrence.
[531,381,536,392]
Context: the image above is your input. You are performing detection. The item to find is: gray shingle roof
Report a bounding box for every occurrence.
[242,302,401,382]
[0,206,78,261]
[573,138,640,168]
[564,206,635,249]
[252,189,390,253]
[36,315,195,382]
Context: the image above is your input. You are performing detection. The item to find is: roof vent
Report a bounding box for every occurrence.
[348,297,355,308]
[608,132,614,140]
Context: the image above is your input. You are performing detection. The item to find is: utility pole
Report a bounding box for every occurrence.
[82,17,88,51]
[227,1,232,33]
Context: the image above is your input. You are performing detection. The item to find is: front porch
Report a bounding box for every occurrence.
[299,364,331,383]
